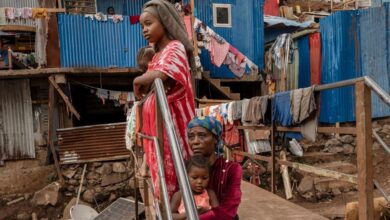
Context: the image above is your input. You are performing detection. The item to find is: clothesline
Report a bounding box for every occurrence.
[0,7,65,21]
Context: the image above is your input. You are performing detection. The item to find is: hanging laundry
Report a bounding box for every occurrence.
[290,89,303,124]
[223,52,245,78]
[130,15,140,24]
[247,162,263,186]
[195,108,202,117]
[232,100,243,121]
[0,8,6,24]
[21,7,32,19]
[126,102,138,150]
[290,86,316,123]
[112,15,123,23]
[243,96,268,124]
[94,12,108,21]
[32,8,48,19]
[209,36,230,67]
[229,45,246,65]
[223,121,241,148]
[14,8,23,19]
[220,103,229,123]
[270,33,293,70]
[5,8,15,20]
[272,91,293,126]
[227,102,234,124]
[247,130,270,141]
[241,99,250,124]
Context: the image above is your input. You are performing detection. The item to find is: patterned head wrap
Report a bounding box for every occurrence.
[187,116,224,155]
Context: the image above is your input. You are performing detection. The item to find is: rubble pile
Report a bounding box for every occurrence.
[61,160,135,206]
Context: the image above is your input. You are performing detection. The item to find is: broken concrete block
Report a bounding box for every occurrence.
[31,182,60,206]
[96,163,112,175]
[343,144,355,154]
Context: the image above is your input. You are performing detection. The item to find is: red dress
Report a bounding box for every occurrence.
[141,40,195,198]
[200,157,242,220]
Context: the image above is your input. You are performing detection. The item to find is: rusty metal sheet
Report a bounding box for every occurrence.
[57,122,130,164]
[0,79,35,162]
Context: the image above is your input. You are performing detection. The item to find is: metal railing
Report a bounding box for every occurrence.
[137,78,198,220]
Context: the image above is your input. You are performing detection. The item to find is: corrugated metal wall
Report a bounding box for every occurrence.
[0,0,39,27]
[297,36,310,88]
[0,79,35,162]
[195,0,264,78]
[319,5,390,123]
[97,0,125,15]
[124,0,148,15]
[58,14,147,68]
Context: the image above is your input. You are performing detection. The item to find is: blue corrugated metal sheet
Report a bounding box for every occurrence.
[297,36,310,88]
[195,0,264,78]
[58,14,147,68]
[124,0,148,15]
[319,5,390,123]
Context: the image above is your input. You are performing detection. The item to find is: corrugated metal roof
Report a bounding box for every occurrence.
[0,79,35,162]
[319,5,390,123]
[0,0,39,27]
[297,36,310,88]
[57,122,130,164]
[58,14,147,68]
[195,0,264,78]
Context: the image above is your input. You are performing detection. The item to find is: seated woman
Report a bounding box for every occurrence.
[187,116,242,220]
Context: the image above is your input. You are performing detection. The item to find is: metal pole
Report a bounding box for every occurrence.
[154,79,199,220]
[138,133,173,220]
[373,130,390,155]
[373,179,390,204]
[363,76,390,107]
[76,164,87,205]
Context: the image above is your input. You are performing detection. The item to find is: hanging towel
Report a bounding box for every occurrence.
[112,15,123,23]
[0,8,6,24]
[14,8,22,19]
[227,102,234,125]
[209,36,230,67]
[130,15,140,24]
[290,88,303,124]
[21,7,32,19]
[232,100,243,120]
[299,86,316,123]
[5,7,15,20]
[272,91,293,126]
[32,8,48,19]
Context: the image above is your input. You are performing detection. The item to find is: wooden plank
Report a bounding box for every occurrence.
[48,75,81,120]
[233,151,358,184]
[48,83,64,183]
[0,67,142,79]
[280,151,292,200]
[271,121,276,193]
[238,181,328,220]
[355,81,374,220]
[0,25,35,32]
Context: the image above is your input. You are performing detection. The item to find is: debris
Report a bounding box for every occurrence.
[109,193,117,202]
[342,144,355,154]
[31,182,60,206]
[298,176,314,194]
[340,135,354,144]
[101,173,131,186]
[62,169,77,179]
[86,172,100,180]
[345,197,388,220]
[382,124,390,134]
[96,163,113,175]
[31,213,38,220]
[112,162,126,173]
[16,211,30,220]
[325,139,342,148]
[82,189,96,203]
[6,196,24,205]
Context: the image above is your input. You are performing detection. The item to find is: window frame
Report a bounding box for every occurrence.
[212,3,232,28]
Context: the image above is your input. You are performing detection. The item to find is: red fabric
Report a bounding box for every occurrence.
[223,120,245,163]
[184,16,193,40]
[309,33,321,85]
[178,190,211,214]
[210,37,230,67]
[200,157,242,220]
[142,40,195,198]
[264,0,279,16]
[229,45,246,65]
[130,15,140,24]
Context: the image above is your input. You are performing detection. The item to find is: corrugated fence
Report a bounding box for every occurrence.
[195,0,264,78]
[319,5,390,123]
[58,14,147,68]
[0,79,35,162]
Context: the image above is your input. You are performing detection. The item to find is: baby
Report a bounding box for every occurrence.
[171,155,219,219]
[137,45,155,72]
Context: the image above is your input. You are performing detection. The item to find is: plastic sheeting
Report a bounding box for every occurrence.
[319,5,390,123]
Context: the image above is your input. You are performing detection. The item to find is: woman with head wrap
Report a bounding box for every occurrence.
[133,0,195,198]
[187,116,242,219]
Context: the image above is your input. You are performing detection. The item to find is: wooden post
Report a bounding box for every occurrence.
[271,121,276,194]
[335,122,340,138]
[155,97,166,219]
[355,80,374,220]
[48,83,64,183]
